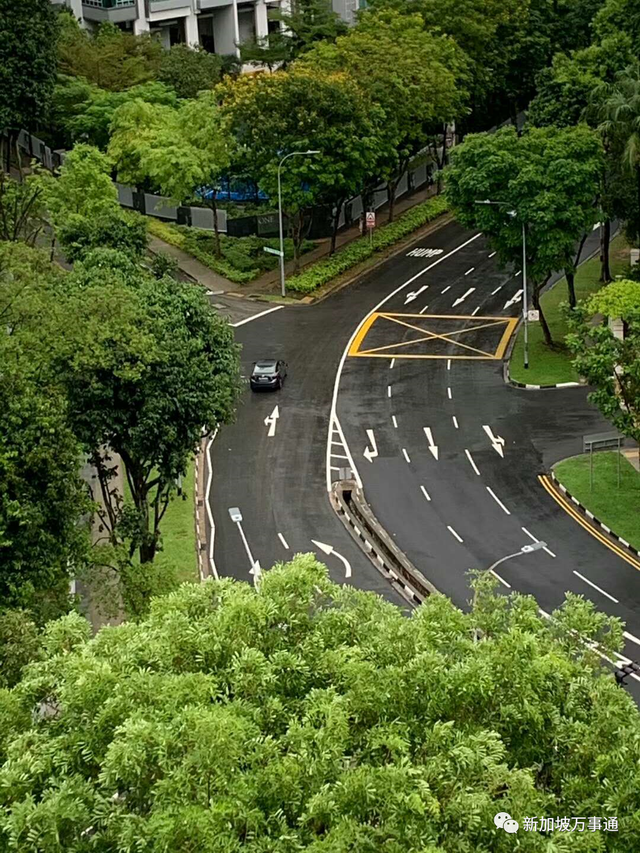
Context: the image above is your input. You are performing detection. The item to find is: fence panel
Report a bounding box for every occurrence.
[116,183,134,208]
[190,206,217,231]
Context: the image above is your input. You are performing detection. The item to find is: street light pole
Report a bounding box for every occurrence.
[475,198,529,370]
[472,540,546,642]
[522,220,529,370]
[277,149,320,298]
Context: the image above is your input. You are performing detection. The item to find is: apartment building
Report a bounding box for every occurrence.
[53,0,362,57]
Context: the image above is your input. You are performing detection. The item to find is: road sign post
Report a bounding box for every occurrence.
[366,211,375,247]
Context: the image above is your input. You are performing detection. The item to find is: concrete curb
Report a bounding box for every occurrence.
[549,469,640,557]
[502,319,583,390]
[330,480,438,605]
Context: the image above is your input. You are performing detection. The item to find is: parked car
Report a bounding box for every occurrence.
[250,359,287,391]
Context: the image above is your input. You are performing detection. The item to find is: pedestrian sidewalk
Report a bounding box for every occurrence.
[148,184,439,298]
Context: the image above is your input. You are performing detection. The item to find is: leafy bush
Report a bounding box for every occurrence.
[58,209,148,262]
[287,195,449,294]
[147,219,314,283]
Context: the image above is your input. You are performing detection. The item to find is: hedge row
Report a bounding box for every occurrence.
[286,195,449,294]
[147,219,254,284]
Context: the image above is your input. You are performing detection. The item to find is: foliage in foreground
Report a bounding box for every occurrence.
[0,557,637,851]
[286,195,448,293]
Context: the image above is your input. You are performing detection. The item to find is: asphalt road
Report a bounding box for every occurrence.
[208,217,640,688]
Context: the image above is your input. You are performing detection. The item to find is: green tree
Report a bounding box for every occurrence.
[1,558,638,851]
[218,66,383,266]
[593,0,640,55]
[0,0,58,168]
[0,172,49,247]
[0,609,42,689]
[567,279,640,446]
[0,362,90,621]
[239,0,347,69]
[157,44,223,99]
[43,144,119,232]
[51,77,178,151]
[109,92,231,257]
[300,9,466,224]
[49,257,241,565]
[57,210,148,264]
[445,125,603,345]
[595,63,640,248]
[57,15,162,92]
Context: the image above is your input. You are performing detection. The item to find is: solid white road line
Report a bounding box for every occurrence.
[452,416,459,429]
[490,569,511,589]
[231,305,284,327]
[465,267,475,276]
[402,448,411,463]
[326,232,482,491]
[278,533,290,550]
[573,570,619,604]
[441,285,451,294]
[447,387,452,399]
[486,486,511,515]
[390,358,395,369]
[420,485,431,501]
[465,449,480,476]
[387,385,392,397]
[392,415,398,428]
[448,525,463,543]
[521,526,556,558]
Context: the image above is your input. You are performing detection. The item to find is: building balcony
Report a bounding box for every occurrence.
[82,0,138,23]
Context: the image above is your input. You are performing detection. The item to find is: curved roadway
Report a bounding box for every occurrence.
[209,217,640,672]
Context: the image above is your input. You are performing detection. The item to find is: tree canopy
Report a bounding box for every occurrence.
[0,557,637,850]
[445,125,603,344]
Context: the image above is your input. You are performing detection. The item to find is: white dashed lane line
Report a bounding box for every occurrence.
[452,416,459,429]
[392,415,398,428]
[278,533,290,550]
[521,526,556,558]
[465,449,480,476]
[441,285,451,294]
[420,485,431,501]
[573,570,619,604]
[448,525,463,543]
[486,486,511,515]
[402,448,411,463]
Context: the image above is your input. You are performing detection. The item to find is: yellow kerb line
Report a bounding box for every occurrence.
[538,474,640,572]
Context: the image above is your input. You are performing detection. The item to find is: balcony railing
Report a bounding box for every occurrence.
[82,0,136,9]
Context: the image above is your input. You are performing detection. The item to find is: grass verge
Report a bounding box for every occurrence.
[509,235,629,385]
[148,218,314,284]
[156,459,198,585]
[554,451,640,550]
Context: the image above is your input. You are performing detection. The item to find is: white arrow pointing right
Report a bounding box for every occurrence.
[483,424,505,457]
[423,427,439,460]
[311,540,352,578]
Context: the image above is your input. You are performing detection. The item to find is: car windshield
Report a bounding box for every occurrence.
[253,364,276,375]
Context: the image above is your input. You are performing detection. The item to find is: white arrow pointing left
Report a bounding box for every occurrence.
[483,424,505,457]
[312,540,352,578]
[453,287,475,308]
[503,289,523,311]
[404,284,428,305]
[264,405,279,437]
[363,429,378,463]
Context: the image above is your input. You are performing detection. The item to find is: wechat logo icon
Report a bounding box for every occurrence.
[495,812,519,834]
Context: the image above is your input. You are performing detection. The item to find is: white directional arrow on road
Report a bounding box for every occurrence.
[264,405,279,437]
[363,428,378,463]
[483,424,505,457]
[404,284,428,305]
[312,540,352,578]
[249,560,262,585]
[423,427,439,460]
[453,287,475,308]
[503,289,523,311]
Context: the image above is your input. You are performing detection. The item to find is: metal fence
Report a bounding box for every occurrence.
[8,129,435,238]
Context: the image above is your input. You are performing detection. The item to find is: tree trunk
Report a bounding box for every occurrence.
[330,199,344,255]
[209,192,221,257]
[565,270,577,308]
[532,279,553,347]
[600,219,612,283]
[292,211,304,274]
[637,164,640,248]
[566,231,588,307]
[387,179,398,224]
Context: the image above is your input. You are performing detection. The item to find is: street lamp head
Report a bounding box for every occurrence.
[475,199,492,205]
[521,541,546,554]
[305,150,320,155]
